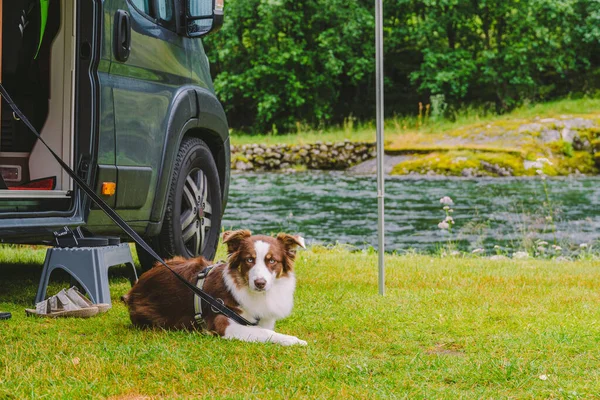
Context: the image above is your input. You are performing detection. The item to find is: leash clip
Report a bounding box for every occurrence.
[197,270,208,280]
[210,298,225,314]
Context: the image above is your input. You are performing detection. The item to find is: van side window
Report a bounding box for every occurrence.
[129,0,151,15]
[156,0,173,22]
[128,0,175,30]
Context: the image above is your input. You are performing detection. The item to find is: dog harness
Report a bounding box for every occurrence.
[193,262,260,328]
[194,263,225,328]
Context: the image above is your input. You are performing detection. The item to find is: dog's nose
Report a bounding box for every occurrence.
[254,278,266,290]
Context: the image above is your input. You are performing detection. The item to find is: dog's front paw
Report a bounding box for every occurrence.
[277,335,307,346]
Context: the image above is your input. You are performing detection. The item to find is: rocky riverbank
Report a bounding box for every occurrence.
[387,115,600,177]
[231,114,600,176]
[232,141,376,171]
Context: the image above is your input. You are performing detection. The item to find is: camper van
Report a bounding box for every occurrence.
[0,0,229,269]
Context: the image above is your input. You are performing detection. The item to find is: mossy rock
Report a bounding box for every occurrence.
[475,152,530,175]
[548,140,575,157]
[577,126,600,142]
[543,151,596,175]
[232,154,250,163]
[590,138,600,152]
[545,141,598,175]
[390,150,529,177]
[559,151,598,174]
[594,153,600,168]
[291,164,308,172]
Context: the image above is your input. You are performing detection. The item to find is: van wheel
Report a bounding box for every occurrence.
[137,137,222,271]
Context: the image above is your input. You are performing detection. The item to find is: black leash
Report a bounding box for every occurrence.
[0,84,257,327]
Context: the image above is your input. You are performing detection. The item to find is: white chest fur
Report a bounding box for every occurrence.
[223,268,296,322]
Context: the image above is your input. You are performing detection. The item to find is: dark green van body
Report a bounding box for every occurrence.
[0,0,230,246]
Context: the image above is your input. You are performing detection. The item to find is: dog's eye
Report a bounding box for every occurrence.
[246,258,254,263]
[268,259,276,264]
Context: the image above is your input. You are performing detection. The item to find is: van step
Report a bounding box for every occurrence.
[0,190,71,213]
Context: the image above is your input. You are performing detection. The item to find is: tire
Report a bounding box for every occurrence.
[137,137,222,271]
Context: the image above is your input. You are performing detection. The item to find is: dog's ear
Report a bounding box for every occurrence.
[222,230,252,254]
[276,233,305,273]
[276,233,306,250]
[277,233,306,259]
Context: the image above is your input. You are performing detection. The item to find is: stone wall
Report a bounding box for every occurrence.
[232,141,376,171]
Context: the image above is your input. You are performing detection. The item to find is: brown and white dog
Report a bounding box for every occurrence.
[122,230,307,346]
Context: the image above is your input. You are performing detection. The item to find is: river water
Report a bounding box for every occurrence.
[222,172,600,253]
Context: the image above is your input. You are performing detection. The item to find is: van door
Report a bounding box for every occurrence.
[105,0,190,222]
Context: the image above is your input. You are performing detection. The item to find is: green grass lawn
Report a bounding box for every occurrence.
[230,97,600,146]
[1,244,600,398]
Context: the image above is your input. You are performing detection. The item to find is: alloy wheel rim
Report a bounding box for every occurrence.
[180,168,212,256]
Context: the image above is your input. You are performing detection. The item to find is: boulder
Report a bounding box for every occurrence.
[540,129,561,143]
[561,128,576,144]
[480,161,512,177]
[518,123,544,133]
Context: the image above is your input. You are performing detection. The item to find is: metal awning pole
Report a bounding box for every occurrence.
[375,0,385,295]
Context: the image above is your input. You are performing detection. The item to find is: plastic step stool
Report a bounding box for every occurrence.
[35,243,138,306]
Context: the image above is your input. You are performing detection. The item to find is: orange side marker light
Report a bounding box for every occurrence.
[101,182,116,196]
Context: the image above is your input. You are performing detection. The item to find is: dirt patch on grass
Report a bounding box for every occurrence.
[425,343,466,357]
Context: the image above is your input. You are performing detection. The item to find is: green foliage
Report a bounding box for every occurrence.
[205,0,374,132]
[206,0,600,133]
[405,0,600,112]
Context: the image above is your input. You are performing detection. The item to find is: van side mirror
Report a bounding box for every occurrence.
[176,0,224,38]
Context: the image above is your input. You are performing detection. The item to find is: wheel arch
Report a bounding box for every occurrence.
[183,127,229,207]
[146,87,230,237]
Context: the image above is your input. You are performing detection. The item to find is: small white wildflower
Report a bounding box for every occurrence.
[438,221,450,230]
[513,251,529,259]
[545,216,553,222]
[531,161,543,169]
[552,245,562,251]
[538,241,548,246]
[439,196,454,205]
[539,374,548,381]
[472,248,484,254]
[450,251,461,256]
[494,245,501,249]
[445,216,455,224]
[580,243,588,249]
[537,246,546,252]
[536,169,544,175]
[448,209,454,213]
